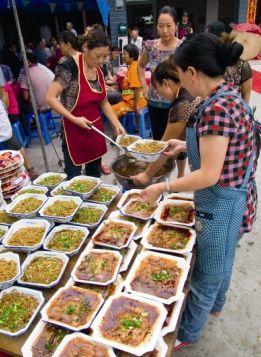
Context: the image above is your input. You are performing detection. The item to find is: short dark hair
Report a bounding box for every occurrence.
[78,23,109,50]
[130,26,139,32]
[123,44,139,60]
[174,32,243,77]
[206,21,227,37]
[26,52,37,64]
[110,46,120,52]
[152,55,180,86]
[158,6,178,24]
[59,31,78,50]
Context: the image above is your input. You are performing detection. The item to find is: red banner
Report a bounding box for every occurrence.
[246,0,257,23]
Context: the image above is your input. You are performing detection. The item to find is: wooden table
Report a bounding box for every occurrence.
[0,197,195,356]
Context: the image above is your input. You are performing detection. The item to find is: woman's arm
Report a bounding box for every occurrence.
[133,88,139,119]
[100,97,125,135]
[46,81,91,129]
[140,135,229,202]
[241,78,252,103]
[138,49,149,100]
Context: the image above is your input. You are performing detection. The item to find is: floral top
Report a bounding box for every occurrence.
[143,39,178,107]
[224,60,252,93]
[196,82,257,232]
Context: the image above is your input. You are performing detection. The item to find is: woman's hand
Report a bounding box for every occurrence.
[140,182,165,203]
[114,123,126,136]
[163,139,187,158]
[72,116,92,130]
[131,172,152,186]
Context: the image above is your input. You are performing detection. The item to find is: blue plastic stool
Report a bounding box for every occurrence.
[120,112,136,134]
[12,121,28,148]
[0,142,7,150]
[138,107,152,139]
[26,110,59,145]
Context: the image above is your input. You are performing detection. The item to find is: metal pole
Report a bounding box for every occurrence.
[11,0,50,171]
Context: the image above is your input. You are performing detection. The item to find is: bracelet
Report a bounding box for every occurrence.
[165,178,171,193]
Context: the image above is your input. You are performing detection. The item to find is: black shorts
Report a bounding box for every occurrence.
[2,134,21,151]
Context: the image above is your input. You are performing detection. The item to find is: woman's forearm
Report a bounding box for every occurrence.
[137,66,147,89]
[100,99,121,127]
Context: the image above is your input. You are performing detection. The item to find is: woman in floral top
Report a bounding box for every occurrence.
[140,33,257,349]
[138,6,180,140]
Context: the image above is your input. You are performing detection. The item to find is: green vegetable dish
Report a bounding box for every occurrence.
[21,257,64,285]
[0,211,18,224]
[47,229,85,253]
[37,175,63,186]
[0,291,39,333]
[16,188,45,196]
[0,229,6,239]
[89,187,116,203]
[67,179,97,193]
[72,206,104,225]
[43,200,78,217]
[11,197,44,214]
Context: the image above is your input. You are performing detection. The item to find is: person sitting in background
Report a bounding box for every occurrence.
[102,47,122,105]
[49,37,63,70]
[59,31,79,62]
[66,22,77,36]
[129,27,143,53]
[0,53,14,83]
[35,39,51,66]
[177,11,193,40]
[206,21,253,103]
[3,42,22,80]
[112,44,147,124]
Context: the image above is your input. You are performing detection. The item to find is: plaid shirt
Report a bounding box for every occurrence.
[196,82,257,233]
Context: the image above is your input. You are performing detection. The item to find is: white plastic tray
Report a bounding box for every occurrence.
[88,184,121,206]
[50,181,71,196]
[70,202,108,229]
[154,199,195,227]
[124,250,190,304]
[33,172,67,188]
[91,218,136,249]
[117,189,161,209]
[0,286,44,337]
[0,252,21,290]
[120,198,158,221]
[18,251,69,288]
[161,292,185,337]
[53,332,116,357]
[39,195,82,223]
[116,134,141,148]
[43,224,89,256]
[71,248,122,286]
[0,225,9,242]
[2,218,51,252]
[109,210,151,240]
[91,292,167,356]
[11,184,49,201]
[5,194,48,218]
[141,223,196,255]
[41,286,104,331]
[127,139,168,163]
[64,175,101,199]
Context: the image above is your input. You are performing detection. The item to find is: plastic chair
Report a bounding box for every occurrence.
[137,107,152,139]
[120,111,136,134]
[26,110,59,145]
[12,121,28,148]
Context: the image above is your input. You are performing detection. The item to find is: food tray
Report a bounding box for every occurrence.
[124,250,190,304]
[120,198,158,221]
[53,332,116,357]
[154,199,195,227]
[50,181,71,197]
[2,219,51,252]
[0,252,21,290]
[38,195,82,223]
[91,218,136,250]
[117,189,161,209]
[116,134,141,148]
[141,223,196,255]
[43,224,89,256]
[109,210,151,240]
[70,202,108,229]
[127,139,168,163]
[5,194,48,218]
[91,292,167,356]
[33,172,67,188]
[71,248,122,286]
[0,286,44,337]
[64,175,101,199]
[11,184,49,201]
[3,176,31,200]
[0,150,24,172]
[0,225,9,242]
[88,184,121,206]
[18,251,69,288]
[41,286,104,331]
[161,292,185,337]
[165,192,194,201]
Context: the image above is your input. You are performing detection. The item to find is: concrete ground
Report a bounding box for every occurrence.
[25,65,261,357]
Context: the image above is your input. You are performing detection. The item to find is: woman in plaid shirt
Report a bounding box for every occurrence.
[140,33,257,348]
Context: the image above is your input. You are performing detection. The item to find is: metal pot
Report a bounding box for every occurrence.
[111,155,174,190]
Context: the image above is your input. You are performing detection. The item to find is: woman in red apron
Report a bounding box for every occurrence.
[46,26,125,178]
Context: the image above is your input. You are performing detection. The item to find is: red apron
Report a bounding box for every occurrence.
[63,53,107,166]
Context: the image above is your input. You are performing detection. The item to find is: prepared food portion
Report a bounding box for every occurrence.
[74,250,121,284]
[37,175,64,187]
[118,135,140,148]
[46,229,85,253]
[0,258,18,283]
[7,227,45,247]
[0,210,18,224]
[89,186,118,204]
[0,227,7,239]
[72,278,122,300]
[99,296,160,347]
[124,200,157,219]
[43,200,78,217]
[58,336,110,357]
[120,192,141,207]
[15,187,46,197]
[113,214,146,237]
[0,151,21,170]
[72,206,104,225]
[130,141,165,154]
[45,287,102,328]
[20,256,64,285]
[66,179,98,194]
[161,203,195,224]
[0,290,40,333]
[130,255,182,299]
[147,224,191,250]
[10,197,44,214]
[92,220,135,248]
[31,324,70,357]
